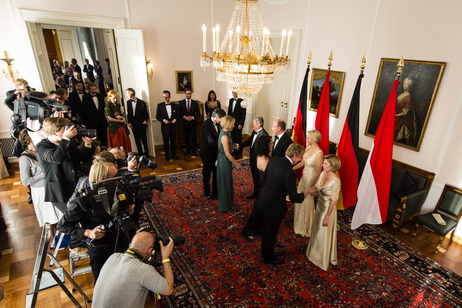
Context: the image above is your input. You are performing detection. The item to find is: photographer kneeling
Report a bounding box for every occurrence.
[58,161,131,281]
[92,231,174,308]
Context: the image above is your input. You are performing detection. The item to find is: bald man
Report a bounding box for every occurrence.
[92,232,174,308]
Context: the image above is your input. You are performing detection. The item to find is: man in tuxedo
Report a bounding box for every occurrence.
[238,116,268,199]
[179,88,200,156]
[83,83,108,146]
[228,91,246,158]
[55,76,66,91]
[271,119,293,157]
[71,58,82,75]
[126,88,150,156]
[200,108,226,199]
[68,81,86,123]
[257,143,308,264]
[83,59,95,82]
[156,90,179,161]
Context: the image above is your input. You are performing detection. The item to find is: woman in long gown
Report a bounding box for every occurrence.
[217,116,242,212]
[105,90,132,152]
[306,155,341,271]
[204,90,221,119]
[242,135,272,239]
[293,130,323,237]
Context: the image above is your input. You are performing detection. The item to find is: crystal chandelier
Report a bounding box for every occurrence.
[200,0,291,95]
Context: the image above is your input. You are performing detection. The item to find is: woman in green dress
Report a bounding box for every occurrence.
[217,115,242,212]
[105,90,132,152]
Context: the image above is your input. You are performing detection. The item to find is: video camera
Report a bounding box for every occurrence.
[11,95,73,136]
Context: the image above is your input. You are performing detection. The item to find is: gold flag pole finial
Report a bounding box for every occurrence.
[396,57,404,80]
[360,53,367,74]
[327,51,333,71]
[307,50,312,68]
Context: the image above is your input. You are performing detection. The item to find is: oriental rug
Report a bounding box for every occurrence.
[139,160,462,307]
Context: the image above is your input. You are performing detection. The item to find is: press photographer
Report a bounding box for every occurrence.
[58,161,164,281]
[92,231,174,308]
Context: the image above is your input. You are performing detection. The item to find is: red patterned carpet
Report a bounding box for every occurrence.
[139,160,462,307]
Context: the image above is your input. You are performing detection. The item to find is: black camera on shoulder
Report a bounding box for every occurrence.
[11,95,73,136]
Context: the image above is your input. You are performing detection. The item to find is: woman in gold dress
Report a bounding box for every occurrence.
[293,130,323,237]
[306,155,341,271]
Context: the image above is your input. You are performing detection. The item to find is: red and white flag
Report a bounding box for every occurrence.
[351,79,400,229]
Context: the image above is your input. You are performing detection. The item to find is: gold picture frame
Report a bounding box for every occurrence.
[309,68,346,118]
[365,58,446,151]
[176,71,193,93]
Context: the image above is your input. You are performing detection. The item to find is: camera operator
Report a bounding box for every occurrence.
[92,231,174,308]
[35,117,95,214]
[58,161,130,281]
[4,78,32,111]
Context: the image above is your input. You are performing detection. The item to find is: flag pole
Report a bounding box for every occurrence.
[350,53,370,250]
[327,51,333,71]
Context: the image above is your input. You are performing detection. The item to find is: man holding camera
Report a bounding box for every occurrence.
[35,117,94,214]
[92,231,174,308]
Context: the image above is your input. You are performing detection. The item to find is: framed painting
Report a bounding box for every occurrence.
[309,68,345,118]
[365,58,446,151]
[176,71,193,93]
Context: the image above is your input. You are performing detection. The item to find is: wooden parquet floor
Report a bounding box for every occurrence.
[0,146,461,307]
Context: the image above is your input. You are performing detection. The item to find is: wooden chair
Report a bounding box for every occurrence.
[412,184,462,253]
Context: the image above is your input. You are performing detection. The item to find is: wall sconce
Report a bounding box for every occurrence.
[1,51,19,83]
[146,59,153,81]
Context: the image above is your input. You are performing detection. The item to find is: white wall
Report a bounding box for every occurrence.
[1,0,461,235]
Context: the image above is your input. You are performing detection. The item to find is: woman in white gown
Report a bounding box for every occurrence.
[293,130,323,237]
[306,155,341,271]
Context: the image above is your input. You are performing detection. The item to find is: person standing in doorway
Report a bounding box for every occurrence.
[227,91,246,158]
[126,88,150,156]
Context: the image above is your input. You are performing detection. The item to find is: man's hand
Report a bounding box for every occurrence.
[160,237,174,260]
[82,136,96,146]
[63,125,78,139]
[127,155,138,171]
[85,225,106,240]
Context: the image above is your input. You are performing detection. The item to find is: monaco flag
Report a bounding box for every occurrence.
[351,79,400,229]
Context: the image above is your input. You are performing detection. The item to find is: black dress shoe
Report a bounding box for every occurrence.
[184,150,190,155]
[207,195,218,200]
[246,193,257,199]
[166,156,171,161]
[191,151,197,156]
[264,257,284,265]
[172,155,180,160]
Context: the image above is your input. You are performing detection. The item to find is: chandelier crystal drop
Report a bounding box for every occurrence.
[200,0,291,95]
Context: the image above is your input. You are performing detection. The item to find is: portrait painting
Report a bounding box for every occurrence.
[365,58,446,151]
[176,71,193,93]
[309,68,346,118]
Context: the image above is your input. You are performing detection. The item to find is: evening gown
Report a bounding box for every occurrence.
[306,171,341,271]
[294,149,322,237]
[217,130,233,212]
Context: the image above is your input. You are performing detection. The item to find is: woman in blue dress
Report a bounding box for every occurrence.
[217,115,242,212]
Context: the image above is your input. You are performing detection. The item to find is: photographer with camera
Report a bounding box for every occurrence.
[92,231,174,308]
[92,231,174,307]
[35,117,95,214]
[58,161,131,281]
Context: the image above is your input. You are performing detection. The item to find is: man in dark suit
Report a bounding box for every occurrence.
[83,59,95,82]
[257,143,307,264]
[68,81,86,123]
[271,119,293,157]
[71,58,82,75]
[200,108,226,199]
[82,83,108,146]
[228,91,246,158]
[126,88,150,156]
[179,88,200,156]
[156,90,179,161]
[238,116,268,199]
[35,117,94,214]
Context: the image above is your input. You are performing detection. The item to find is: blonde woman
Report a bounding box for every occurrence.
[293,130,323,237]
[217,115,242,212]
[105,90,132,152]
[306,155,341,271]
